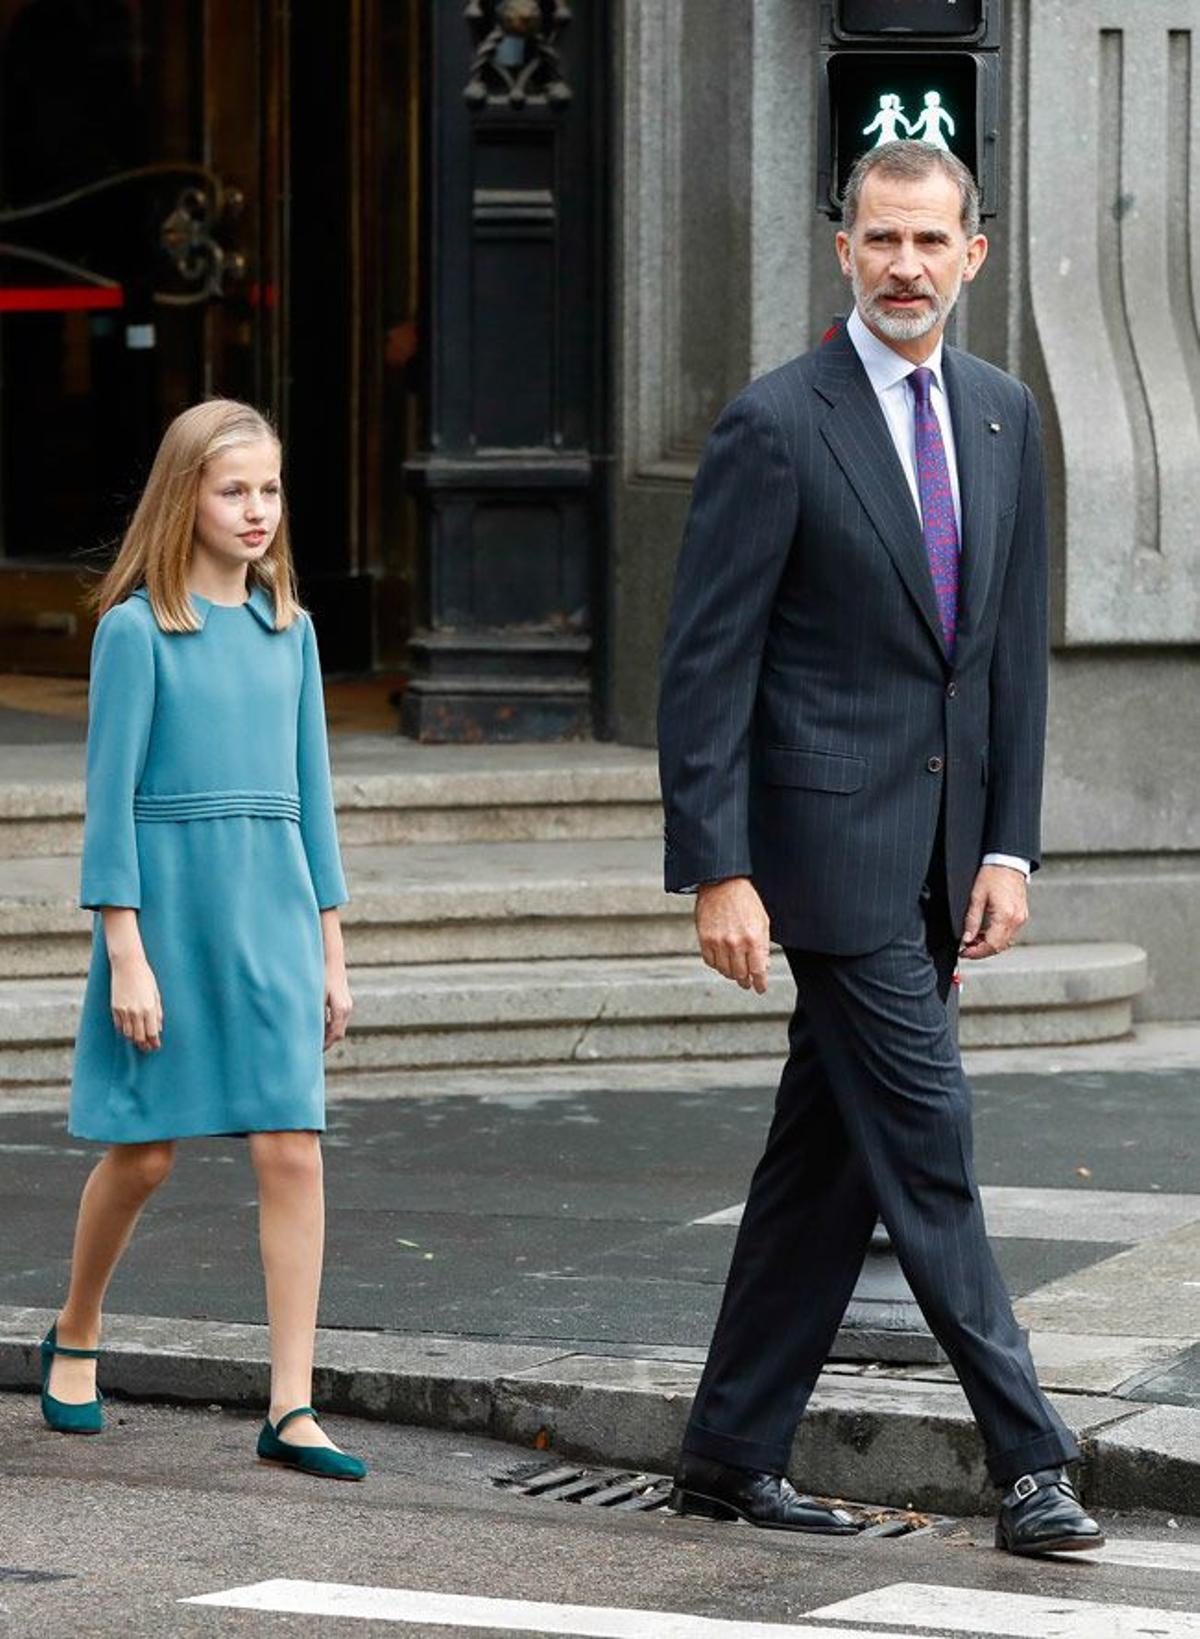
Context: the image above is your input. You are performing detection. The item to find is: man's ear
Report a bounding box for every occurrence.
[962,233,989,283]
[835,230,852,276]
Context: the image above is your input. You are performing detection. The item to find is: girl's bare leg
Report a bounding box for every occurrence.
[249,1129,340,1450]
[52,1141,177,1402]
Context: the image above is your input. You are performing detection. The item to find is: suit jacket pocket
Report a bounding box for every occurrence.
[761,746,866,793]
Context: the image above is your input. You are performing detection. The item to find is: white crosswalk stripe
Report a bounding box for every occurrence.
[184,1560,1200,1638]
[182,1579,944,1637]
[691,1202,744,1226]
[1088,1539,1200,1575]
[808,1580,1200,1638]
[691,1187,1200,1241]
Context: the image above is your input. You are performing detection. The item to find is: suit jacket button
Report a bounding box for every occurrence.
[927,755,945,773]
[946,682,958,698]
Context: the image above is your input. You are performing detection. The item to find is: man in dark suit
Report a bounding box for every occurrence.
[657,141,1102,1557]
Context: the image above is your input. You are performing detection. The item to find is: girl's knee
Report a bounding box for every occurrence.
[251,1129,323,1186]
[109,1141,175,1197]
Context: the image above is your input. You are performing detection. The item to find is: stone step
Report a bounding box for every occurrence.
[0,739,662,859]
[953,942,1148,1046]
[0,945,1149,1088]
[0,840,692,975]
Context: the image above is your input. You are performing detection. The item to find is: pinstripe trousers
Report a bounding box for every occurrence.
[682,859,1079,1488]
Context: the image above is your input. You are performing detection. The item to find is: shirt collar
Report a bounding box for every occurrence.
[131,582,278,631]
[847,306,946,398]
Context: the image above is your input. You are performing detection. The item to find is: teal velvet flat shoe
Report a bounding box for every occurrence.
[256,1406,366,1481]
[40,1324,103,1435]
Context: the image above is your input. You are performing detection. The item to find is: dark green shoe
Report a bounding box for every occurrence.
[256,1406,366,1481]
[40,1324,103,1435]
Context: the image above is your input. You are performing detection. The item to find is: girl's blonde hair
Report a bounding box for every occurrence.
[90,399,303,631]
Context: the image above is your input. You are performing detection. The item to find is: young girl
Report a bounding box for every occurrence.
[41,399,365,1481]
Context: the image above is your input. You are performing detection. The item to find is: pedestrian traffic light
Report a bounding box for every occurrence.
[817,0,1002,220]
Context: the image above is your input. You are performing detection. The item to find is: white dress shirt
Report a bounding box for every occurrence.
[846,307,1029,881]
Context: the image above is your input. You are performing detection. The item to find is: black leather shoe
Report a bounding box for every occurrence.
[995,1468,1105,1556]
[669,1453,859,1534]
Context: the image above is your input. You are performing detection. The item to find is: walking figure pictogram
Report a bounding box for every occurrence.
[862,93,908,147]
[907,90,955,150]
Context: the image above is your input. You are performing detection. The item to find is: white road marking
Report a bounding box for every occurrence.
[808,1581,1200,1638]
[692,1202,744,1225]
[1086,1539,1200,1575]
[692,1188,1200,1241]
[182,1580,942,1637]
[980,1188,1200,1244]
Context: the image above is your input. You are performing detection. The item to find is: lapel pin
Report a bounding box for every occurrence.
[988,421,1001,434]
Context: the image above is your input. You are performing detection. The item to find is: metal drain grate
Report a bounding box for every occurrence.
[495,1461,675,1513]
[493,1461,947,1536]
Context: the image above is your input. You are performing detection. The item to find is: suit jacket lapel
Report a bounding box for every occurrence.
[815,330,948,661]
[943,348,995,651]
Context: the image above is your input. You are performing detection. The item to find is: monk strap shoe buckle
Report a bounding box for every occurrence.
[1011,1473,1039,1502]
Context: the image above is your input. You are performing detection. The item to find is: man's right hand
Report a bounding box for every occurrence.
[695,877,771,993]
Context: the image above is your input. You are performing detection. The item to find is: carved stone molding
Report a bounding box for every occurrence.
[1028,0,1200,642]
[463,0,572,110]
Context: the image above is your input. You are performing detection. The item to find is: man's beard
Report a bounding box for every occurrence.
[852,262,963,341]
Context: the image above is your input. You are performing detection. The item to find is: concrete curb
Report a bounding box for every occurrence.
[3,1306,1196,1517]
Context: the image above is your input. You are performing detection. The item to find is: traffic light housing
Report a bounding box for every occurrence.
[817,0,1002,220]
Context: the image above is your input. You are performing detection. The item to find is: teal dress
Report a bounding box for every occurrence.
[69,585,348,1143]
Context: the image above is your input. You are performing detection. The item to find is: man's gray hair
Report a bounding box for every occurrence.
[842,141,981,238]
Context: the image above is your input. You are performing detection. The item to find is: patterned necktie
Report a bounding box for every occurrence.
[908,366,959,656]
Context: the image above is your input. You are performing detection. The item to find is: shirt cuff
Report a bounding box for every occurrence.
[982,852,1031,878]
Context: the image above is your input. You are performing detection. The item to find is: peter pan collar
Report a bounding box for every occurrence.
[131,583,278,631]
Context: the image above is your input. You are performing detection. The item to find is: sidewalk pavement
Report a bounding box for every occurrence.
[1,1055,1197,1517]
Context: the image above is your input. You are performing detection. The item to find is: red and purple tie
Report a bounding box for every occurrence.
[908,366,959,657]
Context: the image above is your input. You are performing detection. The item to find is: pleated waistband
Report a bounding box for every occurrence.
[132,790,300,823]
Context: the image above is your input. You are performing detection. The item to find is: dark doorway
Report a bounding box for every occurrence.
[0,0,422,678]
[0,0,284,670]
[284,0,422,675]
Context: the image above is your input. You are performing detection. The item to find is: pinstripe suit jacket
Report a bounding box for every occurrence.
[657,323,1050,955]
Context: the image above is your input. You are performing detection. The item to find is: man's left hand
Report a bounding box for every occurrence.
[959,865,1028,961]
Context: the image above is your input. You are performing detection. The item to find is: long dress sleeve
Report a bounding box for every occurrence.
[79,605,156,910]
[296,612,349,910]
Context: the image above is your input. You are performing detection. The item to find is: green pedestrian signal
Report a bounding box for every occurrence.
[862,89,956,150]
[830,51,978,191]
[817,0,1002,219]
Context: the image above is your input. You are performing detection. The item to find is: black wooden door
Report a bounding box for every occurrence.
[404,0,609,741]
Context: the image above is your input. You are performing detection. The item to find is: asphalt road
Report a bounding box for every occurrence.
[4,1070,1194,1355]
[1,1393,1198,1639]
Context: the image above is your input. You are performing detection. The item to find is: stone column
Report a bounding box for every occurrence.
[607,0,815,745]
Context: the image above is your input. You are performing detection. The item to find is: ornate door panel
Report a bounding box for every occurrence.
[404,0,609,741]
